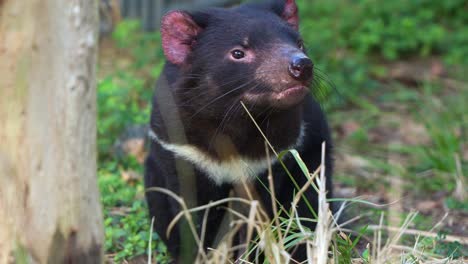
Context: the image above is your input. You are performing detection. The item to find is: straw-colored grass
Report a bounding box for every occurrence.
[145,103,466,263]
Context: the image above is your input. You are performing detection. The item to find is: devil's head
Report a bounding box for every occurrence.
[161,0,313,114]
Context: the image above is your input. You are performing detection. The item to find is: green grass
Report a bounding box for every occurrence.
[98,0,467,262]
[98,21,167,262]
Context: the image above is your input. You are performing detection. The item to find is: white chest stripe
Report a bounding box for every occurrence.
[149,124,306,185]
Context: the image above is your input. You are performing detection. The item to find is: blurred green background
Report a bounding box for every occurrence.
[97,0,467,262]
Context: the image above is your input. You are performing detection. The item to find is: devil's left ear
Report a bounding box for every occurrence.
[281,0,299,30]
[240,0,300,30]
[266,0,299,30]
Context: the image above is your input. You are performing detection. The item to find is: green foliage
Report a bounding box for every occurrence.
[297,0,377,108]
[409,88,467,193]
[98,73,150,158]
[97,1,468,261]
[417,232,465,259]
[98,20,166,262]
[299,0,468,63]
[444,197,468,212]
[112,20,141,48]
[99,164,170,263]
[98,20,164,160]
[113,20,165,70]
[296,0,468,109]
[334,226,368,264]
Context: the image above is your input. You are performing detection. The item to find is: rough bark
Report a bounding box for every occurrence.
[0,0,103,263]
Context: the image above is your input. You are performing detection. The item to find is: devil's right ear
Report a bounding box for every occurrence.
[161,11,202,65]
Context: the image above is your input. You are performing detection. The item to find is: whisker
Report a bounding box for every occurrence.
[174,79,255,108]
[207,82,262,150]
[215,82,264,139]
[188,79,260,118]
[208,99,240,150]
[310,67,342,103]
[174,74,264,106]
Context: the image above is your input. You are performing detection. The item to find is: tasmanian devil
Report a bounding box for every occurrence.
[145,0,333,262]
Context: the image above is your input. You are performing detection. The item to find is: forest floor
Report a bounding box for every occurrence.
[98,36,467,263]
[97,10,467,262]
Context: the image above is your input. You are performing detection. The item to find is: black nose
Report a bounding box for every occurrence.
[288,56,314,81]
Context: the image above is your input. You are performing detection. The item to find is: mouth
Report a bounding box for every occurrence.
[272,85,308,101]
[241,85,309,110]
[270,85,308,108]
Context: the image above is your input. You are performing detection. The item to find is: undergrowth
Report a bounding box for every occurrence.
[98,0,467,262]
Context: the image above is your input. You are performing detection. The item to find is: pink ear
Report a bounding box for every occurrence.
[161,11,202,65]
[282,0,299,30]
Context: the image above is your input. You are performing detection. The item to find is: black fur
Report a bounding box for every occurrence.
[145,0,333,262]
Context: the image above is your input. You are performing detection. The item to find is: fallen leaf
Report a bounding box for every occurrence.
[339,121,361,138]
[416,200,440,213]
[122,138,147,164]
[121,169,141,183]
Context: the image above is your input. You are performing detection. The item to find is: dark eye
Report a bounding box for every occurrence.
[298,40,305,50]
[231,50,245,59]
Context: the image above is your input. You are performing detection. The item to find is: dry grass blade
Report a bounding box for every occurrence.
[368,226,468,245]
[146,186,208,261]
[266,142,283,246]
[245,200,259,256]
[144,102,465,264]
[284,165,320,241]
[378,211,418,262]
[240,101,278,157]
[166,197,253,237]
[454,153,466,201]
[310,142,334,264]
[147,217,155,264]
[199,203,211,260]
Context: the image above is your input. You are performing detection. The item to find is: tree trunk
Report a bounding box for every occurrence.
[0,0,103,263]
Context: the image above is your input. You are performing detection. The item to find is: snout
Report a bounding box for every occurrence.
[288,55,314,82]
[247,46,315,109]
